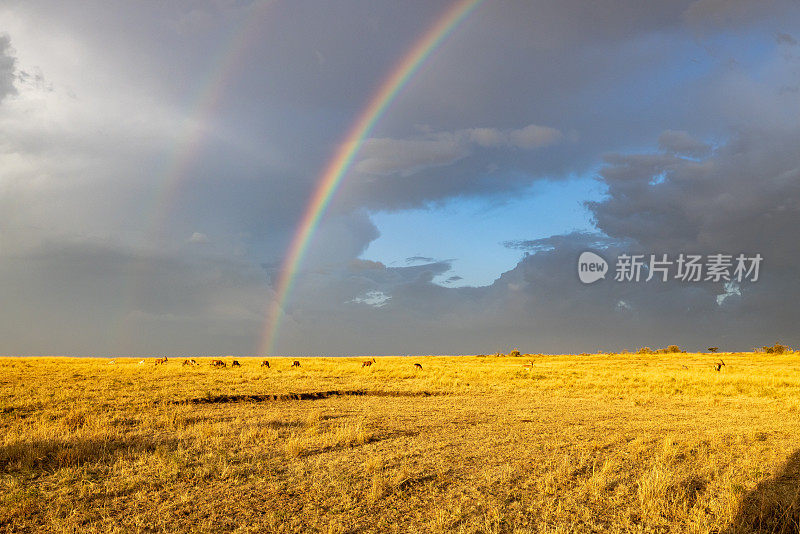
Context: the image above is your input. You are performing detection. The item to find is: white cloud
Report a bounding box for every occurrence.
[508,124,564,149]
[658,129,711,158]
[349,290,391,308]
[188,232,209,244]
[716,281,741,306]
[354,136,466,176]
[355,123,564,177]
[466,127,506,147]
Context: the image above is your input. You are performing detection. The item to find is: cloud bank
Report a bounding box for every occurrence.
[0,1,798,355]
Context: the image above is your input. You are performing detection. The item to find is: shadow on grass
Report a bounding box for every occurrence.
[299,429,422,459]
[0,434,175,472]
[395,472,438,492]
[726,450,800,533]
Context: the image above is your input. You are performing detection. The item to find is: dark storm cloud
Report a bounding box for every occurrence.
[683,0,796,30]
[335,0,797,212]
[345,124,567,209]
[406,256,435,264]
[657,130,712,158]
[0,237,270,356]
[776,32,797,46]
[349,258,386,270]
[276,117,800,354]
[354,135,468,176]
[214,0,800,354]
[589,127,800,264]
[0,34,16,102]
[492,123,800,351]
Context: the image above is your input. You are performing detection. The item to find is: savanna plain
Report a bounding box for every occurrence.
[1,352,799,533]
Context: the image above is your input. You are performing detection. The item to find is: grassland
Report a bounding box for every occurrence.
[1,352,799,533]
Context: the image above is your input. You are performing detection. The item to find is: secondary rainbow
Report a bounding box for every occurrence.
[148,0,279,241]
[116,1,278,351]
[259,0,484,355]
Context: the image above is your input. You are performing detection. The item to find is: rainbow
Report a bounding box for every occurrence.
[149,0,279,241]
[259,0,484,355]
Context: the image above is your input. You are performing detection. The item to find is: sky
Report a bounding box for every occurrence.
[0,0,799,356]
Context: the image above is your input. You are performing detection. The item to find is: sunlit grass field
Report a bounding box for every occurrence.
[1,352,799,533]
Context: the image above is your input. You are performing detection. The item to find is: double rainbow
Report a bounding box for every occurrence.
[259,0,484,355]
[150,0,279,240]
[116,1,280,352]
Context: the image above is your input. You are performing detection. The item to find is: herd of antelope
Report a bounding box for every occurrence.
[126,356,731,373]
[136,357,429,371]
[145,357,306,369]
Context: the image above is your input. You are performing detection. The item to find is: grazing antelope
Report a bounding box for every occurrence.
[362,360,372,368]
[261,360,270,368]
[291,361,301,368]
[155,357,168,365]
[211,359,226,368]
[414,363,423,370]
[190,359,197,366]
[182,359,191,366]
[232,360,241,367]
[714,360,726,372]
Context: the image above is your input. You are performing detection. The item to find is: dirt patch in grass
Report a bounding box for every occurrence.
[177,389,443,404]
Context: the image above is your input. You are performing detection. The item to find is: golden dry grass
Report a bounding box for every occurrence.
[1,352,799,533]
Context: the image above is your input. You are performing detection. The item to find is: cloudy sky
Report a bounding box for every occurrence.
[1,0,799,356]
